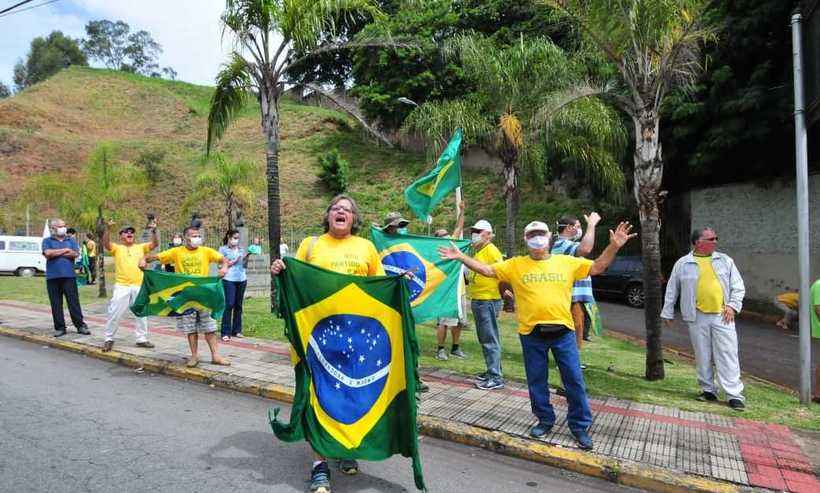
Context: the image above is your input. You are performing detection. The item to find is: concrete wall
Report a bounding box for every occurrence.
[689,175,819,306]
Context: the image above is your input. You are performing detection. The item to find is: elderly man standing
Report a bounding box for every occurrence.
[101,219,159,352]
[42,218,90,337]
[662,227,747,411]
[441,220,636,450]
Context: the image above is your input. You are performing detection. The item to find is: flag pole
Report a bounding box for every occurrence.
[455,186,463,239]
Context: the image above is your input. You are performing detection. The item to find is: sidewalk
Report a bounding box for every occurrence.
[1,299,818,493]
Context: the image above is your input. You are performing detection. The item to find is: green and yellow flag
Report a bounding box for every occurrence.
[270,257,425,491]
[130,270,225,320]
[371,226,470,323]
[404,128,462,221]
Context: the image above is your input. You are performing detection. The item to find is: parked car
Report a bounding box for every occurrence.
[0,235,46,277]
[592,255,650,308]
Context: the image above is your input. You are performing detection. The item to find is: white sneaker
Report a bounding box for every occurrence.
[435,348,448,360]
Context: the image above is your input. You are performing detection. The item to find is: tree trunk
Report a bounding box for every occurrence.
[633,110,665,380]
[261,88,282,313]
[502,161,519,257]
[95,213,107,298]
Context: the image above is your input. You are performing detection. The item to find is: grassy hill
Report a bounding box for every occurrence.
[0,67,615,247]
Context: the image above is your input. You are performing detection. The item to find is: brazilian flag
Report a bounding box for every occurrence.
[130,270,225,320]
[371,226,470,323]
[270,257,425,491]
[404,128,462,221]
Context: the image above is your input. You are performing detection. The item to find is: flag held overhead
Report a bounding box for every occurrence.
[404,128,463,221]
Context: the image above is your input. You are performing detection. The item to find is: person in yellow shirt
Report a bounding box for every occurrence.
[101,220,159,352]
[85,232,98,285]
[270,194,383,492]
[441,220,635,451]
[466,219,507,390]
[142,226,229,368]
[774,290,799,331]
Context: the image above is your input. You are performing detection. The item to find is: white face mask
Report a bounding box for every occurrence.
[526,235,550,250]
[229,238,239,246]
[172,238,182,246]
[470,232,482,244]
[189,237,203,247]
[55,227,67,236]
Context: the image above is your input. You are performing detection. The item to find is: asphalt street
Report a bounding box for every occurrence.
[0,336,639,493]
[597,300,820,390]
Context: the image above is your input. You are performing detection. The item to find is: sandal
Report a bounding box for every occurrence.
[186,358,199,368]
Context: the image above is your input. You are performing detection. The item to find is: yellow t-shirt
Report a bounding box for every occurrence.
[110,242,152,286]
[86,240,97,258]
[468,243,503,300]
[694,255,724,313]
[296,234,384,277]
[157,246,223,276]
[776,292,799,309]
[493,254,593,334]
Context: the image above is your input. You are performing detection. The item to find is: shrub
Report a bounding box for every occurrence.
[317,149,349,194]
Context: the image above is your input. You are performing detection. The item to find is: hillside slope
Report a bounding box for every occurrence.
[0,67,601,247]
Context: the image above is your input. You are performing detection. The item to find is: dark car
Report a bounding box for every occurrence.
[591,256,647,308]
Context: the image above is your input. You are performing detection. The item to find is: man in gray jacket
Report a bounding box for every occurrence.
[661,227,746,410]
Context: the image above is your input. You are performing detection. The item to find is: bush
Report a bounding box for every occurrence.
[317,149,349,194]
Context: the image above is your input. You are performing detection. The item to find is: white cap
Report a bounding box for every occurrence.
[470,219,493,233]
[523,221,551,235]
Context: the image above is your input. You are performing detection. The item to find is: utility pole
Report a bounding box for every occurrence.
[790,11,813,405]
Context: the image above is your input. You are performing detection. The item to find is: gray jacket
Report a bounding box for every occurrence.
[661,251,745,323]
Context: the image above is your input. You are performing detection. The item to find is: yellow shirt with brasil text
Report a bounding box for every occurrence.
[296,233,384,277]
[157,246,223,276]
[468,242,503,300]
[493,254,593,335]
[694,255,724,313]
[110,242,152,286]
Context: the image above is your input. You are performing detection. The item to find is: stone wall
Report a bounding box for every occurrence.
[689,175,819,306]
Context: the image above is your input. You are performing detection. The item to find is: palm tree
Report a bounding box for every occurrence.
[187,154,255,230]
[547,0,718,380]
[206,0,393,310]
[404,35,625,256]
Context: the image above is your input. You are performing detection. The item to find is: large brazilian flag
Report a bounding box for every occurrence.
[269,257,425,491]
[130,270,225,319]
[371,226,470,323]
[404,128,462,221]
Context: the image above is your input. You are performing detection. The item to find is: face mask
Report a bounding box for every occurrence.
[172,238,182,246]
[471,232,482,244]
[526,235,550,250]
[55,227,67,236]
[229,238,239,246]
[573,229,583,241]
[189,237,203,247]
[396,227,408,235]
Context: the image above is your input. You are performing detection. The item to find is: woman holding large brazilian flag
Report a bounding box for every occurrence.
[270,194,425,493]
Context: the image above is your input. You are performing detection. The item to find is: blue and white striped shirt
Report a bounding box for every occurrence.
[551,238,595,303]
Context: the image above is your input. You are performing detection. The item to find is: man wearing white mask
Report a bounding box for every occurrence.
[41,218,90,337]
[467,219,506,390]
[553,213,601,351]
[440,220,635,450]
[140,226,230,367]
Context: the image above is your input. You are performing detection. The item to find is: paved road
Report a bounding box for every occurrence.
[0,337,639,493]
[597,299,820,390]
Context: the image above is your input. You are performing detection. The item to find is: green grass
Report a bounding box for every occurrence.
[240,296,820,431]
[0,275,107,306]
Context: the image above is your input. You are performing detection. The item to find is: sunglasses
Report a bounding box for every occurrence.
[699,236,718,242]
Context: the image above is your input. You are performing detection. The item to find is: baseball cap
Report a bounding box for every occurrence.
[119,225,136,234]
[470,219,493,233]
[523,221,550,235]
[382,212,409,229]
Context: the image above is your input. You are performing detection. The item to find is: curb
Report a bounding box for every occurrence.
[0,326,749,493]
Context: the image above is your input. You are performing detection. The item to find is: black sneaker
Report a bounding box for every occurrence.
[54,330,67,338]
[530,421,553,438]
[728,399,746,411]
[572,429,594,450]
[696,391,718,402]
[309,461,331,493]
[76,326,91,335]
[338,458,358,475]
[475,372,490,382]
[475,378,504,390]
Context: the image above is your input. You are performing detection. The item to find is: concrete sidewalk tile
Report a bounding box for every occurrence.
[458,392,509,425]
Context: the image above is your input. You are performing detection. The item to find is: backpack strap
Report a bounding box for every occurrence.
[304,236,319,262]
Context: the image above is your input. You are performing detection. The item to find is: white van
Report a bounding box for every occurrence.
[0,235,47,277]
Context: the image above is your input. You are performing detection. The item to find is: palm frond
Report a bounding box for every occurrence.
[206,53,253,154]
[402,97,494,151]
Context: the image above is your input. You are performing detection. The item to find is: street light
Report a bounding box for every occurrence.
[397,96,419,107]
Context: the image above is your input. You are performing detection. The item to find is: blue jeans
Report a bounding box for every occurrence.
[519,327,592,433]
[221,280,247,337]
[472,300,503,379]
